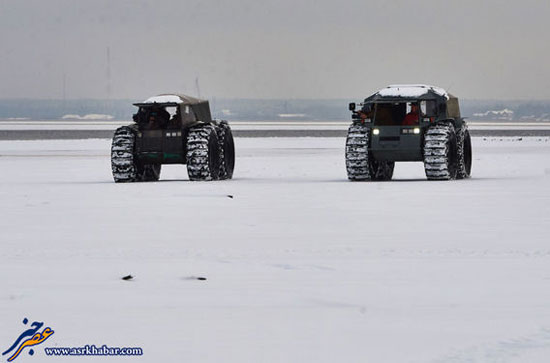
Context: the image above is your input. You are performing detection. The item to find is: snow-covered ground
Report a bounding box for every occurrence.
[1,137,550,362]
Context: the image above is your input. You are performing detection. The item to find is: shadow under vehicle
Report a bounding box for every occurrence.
[346,85,472,181]
[111,94,235,182]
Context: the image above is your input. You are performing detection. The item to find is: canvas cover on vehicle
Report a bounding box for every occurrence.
[134,94,213,123]
[364,85,460,119]
[446,95,460,119]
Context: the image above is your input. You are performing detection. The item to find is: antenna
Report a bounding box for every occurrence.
[62,72,66,112]
[106,47,112,100]
[195,77,201,98]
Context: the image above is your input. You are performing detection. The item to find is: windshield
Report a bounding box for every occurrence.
[373,102,421,126]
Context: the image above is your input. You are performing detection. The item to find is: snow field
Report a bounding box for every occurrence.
[1,137,549,362]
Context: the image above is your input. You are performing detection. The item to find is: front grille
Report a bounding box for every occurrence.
[380,136,400,142]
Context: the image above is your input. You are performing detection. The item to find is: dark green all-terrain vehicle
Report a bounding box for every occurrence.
[346,85,472,181]
[111,94,235,182]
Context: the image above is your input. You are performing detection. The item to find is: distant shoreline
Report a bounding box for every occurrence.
[2,119,550,123]
[1,99,550,123]
[2,129,550,140]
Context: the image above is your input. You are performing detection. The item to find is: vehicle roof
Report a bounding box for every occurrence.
[133,94,206,107]
[365,84,457,102]
[133,94,212,122]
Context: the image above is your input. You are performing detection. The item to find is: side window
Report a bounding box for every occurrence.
[406,101,421,113]
[360,104,374,119]
[421,100,437,116]
[181,105,197,123]
[166,106,177,118]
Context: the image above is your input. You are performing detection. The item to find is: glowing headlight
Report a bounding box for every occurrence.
[373,129,380,135]
[413,127,420,134]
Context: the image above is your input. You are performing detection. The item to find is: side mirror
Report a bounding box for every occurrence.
[349,102,356,111]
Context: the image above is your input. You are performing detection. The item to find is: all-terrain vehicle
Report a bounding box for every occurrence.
[346,85,472,181]
[111,94,235,182]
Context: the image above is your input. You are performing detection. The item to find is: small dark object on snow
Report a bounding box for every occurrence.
[122,275,134,281]
[183,275,207,281]
[227,195,233,199]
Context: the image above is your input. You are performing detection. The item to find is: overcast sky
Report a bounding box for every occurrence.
[1,0,549,100]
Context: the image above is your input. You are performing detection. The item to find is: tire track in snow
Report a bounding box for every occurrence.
[432,328,550,363]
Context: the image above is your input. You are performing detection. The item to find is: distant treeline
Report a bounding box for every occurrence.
[0,99,134,121]
[1,98,550,121]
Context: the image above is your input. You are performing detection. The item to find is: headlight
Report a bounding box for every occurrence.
[373,128,380,135]
[413,127,420,134]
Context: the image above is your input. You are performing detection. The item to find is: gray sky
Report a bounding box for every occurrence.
[1,0,549,100]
